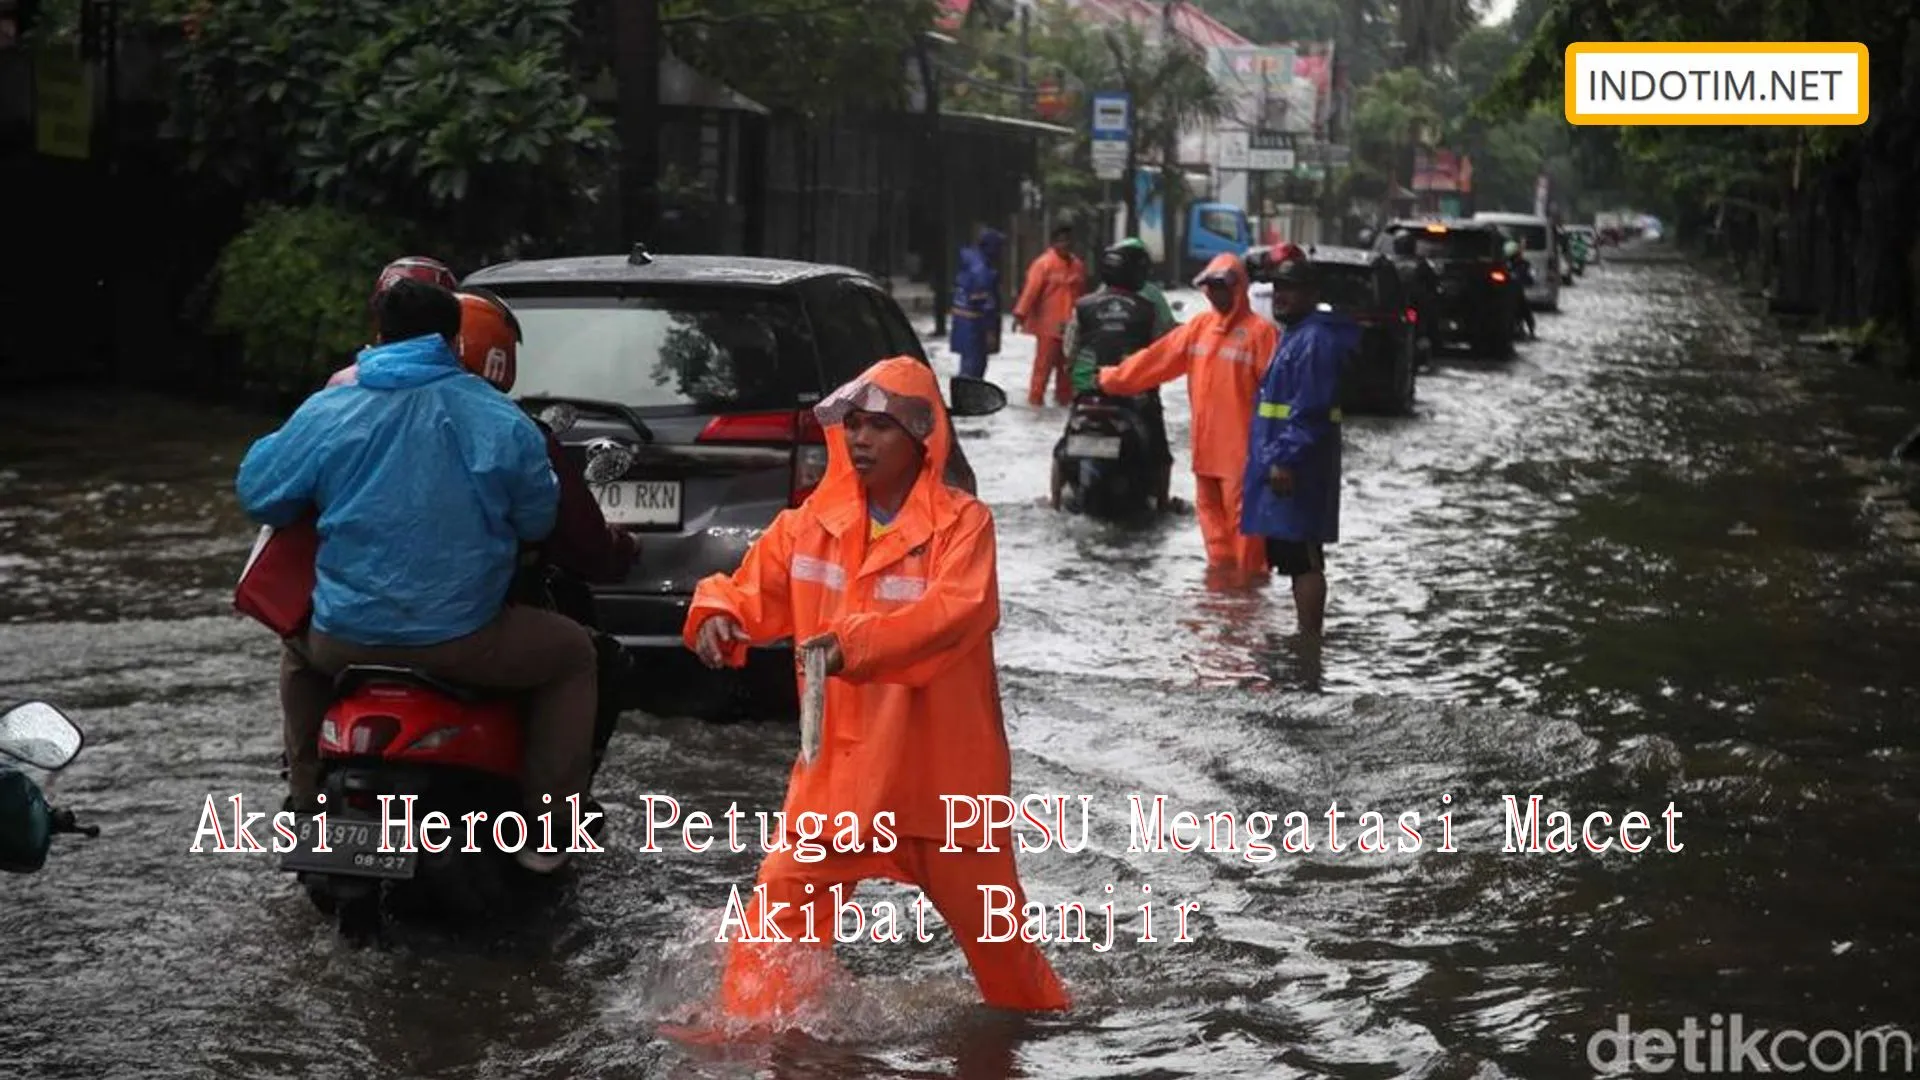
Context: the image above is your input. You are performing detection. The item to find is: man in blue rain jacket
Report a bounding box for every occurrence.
[949,227,1005,379]
[236,279,596,871]
[1241,255,1360,640]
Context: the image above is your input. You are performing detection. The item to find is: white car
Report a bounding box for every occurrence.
[1473,211,1561,312]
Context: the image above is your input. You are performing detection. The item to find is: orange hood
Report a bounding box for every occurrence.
[806,356,962,541]
[1192,252,1253,332]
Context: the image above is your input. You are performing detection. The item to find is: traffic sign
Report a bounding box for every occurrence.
[1091,90,1130,180]
[1091,91,1130,140]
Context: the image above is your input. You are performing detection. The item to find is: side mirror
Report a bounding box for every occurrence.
[0,702,84,771]
[948,376,1008,418]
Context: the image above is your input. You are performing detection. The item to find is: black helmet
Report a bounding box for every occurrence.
[1269,255,1315,286]
[1099,242,1149,292]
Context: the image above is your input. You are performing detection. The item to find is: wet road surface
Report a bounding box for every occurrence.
[3,250,1919,1078]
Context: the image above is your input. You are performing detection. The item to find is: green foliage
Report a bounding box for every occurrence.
[139,0,612,260]
[660,0,942,116]
[207,204,399,398]
[934,0,1228,227]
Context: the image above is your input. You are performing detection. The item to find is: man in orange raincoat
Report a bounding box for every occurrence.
[1011,223,1088,407]
[1096,252,1278,584]
[682,356,1071,1023]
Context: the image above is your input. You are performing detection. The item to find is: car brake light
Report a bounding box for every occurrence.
[1489,269,1509,284]
[698,409,829,508]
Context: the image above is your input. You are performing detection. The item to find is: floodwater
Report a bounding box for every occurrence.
[3,250,1918,1079]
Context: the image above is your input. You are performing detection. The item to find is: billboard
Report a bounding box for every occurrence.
[1206,42,1333,136]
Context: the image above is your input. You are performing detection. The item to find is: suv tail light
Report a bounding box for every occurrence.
[1489,269,1509,284]
[698,409,829,508]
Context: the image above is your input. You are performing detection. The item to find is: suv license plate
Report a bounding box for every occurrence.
[1065,434,1122,460]
[279,814,418,880]
[591,480,681,527]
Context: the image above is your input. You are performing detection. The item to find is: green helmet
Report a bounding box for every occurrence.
[1503,239,1521,258]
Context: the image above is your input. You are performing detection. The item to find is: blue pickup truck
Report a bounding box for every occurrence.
[1114,167,1251,282]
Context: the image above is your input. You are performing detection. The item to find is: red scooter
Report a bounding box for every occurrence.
[277,566,622,939]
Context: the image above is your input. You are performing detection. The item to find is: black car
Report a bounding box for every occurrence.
[1372,219,1515,359]
[461,247,1004,717]
[1299,245,1417,416]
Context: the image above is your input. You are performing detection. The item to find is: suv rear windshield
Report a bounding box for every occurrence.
[1496,223,1550,249]
[499,290,815,414]
[1315,265,1379,312]
[1387,227,1497,261]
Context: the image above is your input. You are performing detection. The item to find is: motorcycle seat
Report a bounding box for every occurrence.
[331,664,501,704]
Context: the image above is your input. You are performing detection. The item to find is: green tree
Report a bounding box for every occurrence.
[1026,3,1227,236]
[138,0,612,263]
[660,0,943,117]
[1483,0,1920,364]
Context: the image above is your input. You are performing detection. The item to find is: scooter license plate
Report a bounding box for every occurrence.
[1065,434,1122,460]
[279,814,419,880]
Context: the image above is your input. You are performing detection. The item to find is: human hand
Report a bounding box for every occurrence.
[798,632,844,676]
[694,614,749,668]
[1267,466,1294,496]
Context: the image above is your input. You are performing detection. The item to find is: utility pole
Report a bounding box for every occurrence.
[1160,0,1183,283]
[1017,5,1031,112]
[917,33,950,337]
[615,0,661,247]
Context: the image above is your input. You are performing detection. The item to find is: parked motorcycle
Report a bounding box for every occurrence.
[1,700,99,874]
[1051,391,1169,520]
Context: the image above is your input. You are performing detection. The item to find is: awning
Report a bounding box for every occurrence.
[936,110,1076,139]
[661,49,769,114]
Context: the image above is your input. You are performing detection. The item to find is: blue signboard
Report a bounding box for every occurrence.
[1091,91,1131,141]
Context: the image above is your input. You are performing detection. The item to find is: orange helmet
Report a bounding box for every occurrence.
[455,289,521,392]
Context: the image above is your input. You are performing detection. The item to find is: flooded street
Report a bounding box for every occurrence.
[4,252,1918,1078]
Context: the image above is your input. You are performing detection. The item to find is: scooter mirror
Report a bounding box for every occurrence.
[0,702,84,771]
[535,402,579,435]
[948,376,1008,418]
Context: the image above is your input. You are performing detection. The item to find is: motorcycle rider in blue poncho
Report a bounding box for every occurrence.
[1241,254,1361,639]
[949,228,1005,379]
[235,278,596,874]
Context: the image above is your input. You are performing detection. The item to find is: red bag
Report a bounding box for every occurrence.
[234,518,319,638]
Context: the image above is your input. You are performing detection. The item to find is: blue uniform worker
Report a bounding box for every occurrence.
[1241,255,1360,638]
[950,228,1005,379]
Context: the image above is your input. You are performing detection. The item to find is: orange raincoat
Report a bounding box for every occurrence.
[1012,247,1086,407]
[682,356,1069,1021]
[1097,252,1276,579]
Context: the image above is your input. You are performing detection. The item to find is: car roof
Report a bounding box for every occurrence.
[1383,217,1496,232]
[1472,211,1550,224]
[462,252,861,290]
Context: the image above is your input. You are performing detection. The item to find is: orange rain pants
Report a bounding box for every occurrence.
[720,840,1071,1020]
[1027,334,1072,407]
[1194,475,1266,577]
